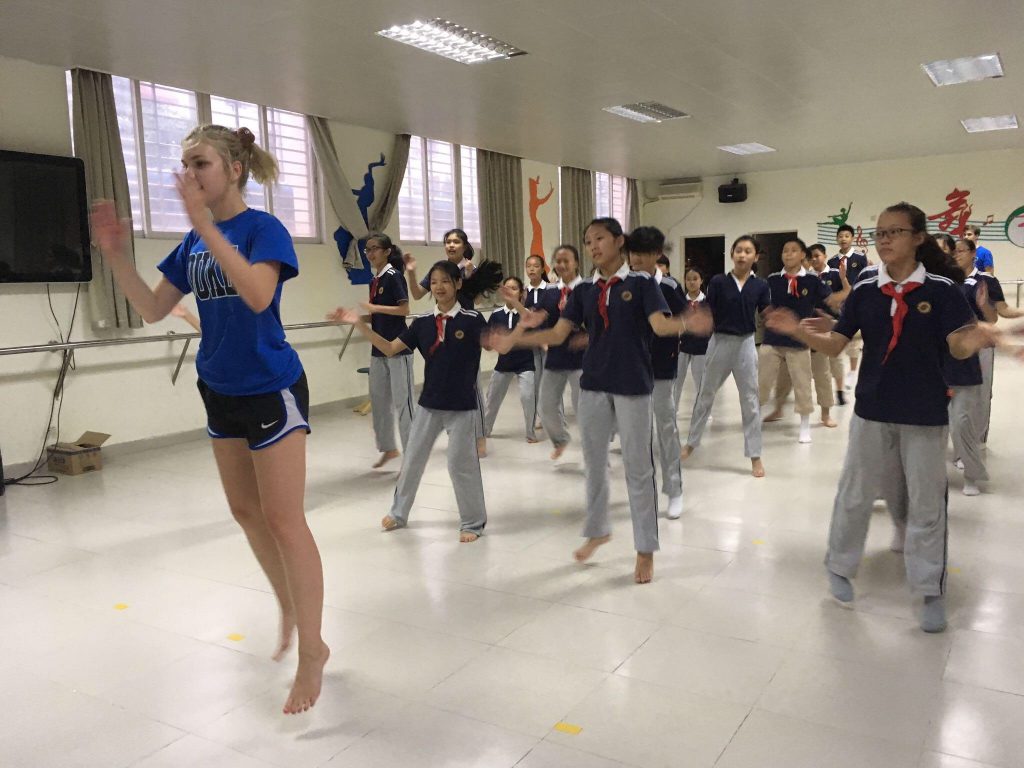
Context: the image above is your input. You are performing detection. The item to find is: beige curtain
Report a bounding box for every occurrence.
[306,115,369,269]
[626,177,641,231]
[71,68,142,330]
[367,134,411,232]
[559,166,595,273]
[477,149,524,280]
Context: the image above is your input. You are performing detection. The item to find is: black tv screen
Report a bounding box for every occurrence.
[0,149,92,283]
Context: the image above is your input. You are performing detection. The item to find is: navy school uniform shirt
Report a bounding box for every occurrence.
[158,208,303,396]
[420,261,475,308]
[679,292,709,356]
[369,264,411,357]
[399,303,486,411]
[834,262,975,426]
[524,281,555,310]
[705,272,770,336]
[559,263,670,395]
[651,272,688,380]
[488,308,535,373]
[817,268,845,318]
[763,269,833,349]
[944,280,983,387]
[828,250,869,286]
[537,277,585,371]
[964,269,1005,319]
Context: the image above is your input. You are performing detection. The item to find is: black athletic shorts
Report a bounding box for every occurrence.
[197,373,311,450]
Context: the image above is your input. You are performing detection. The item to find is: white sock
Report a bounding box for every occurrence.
[667,495,683,519]
[798,414,812,443]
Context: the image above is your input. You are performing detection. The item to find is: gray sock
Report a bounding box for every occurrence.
[828,570,854,603]
[921,595,947,633]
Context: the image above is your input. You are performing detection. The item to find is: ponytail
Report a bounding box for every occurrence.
[367,232,404,271]
[182,124,279,188]
[427,259,504,302]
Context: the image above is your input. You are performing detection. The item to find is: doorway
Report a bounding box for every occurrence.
[681,235,726,290]
[752,230,799,278]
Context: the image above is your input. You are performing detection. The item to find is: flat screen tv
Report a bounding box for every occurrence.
[0,149,92,283]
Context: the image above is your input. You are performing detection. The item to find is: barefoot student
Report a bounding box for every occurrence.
[682,235,770,477]
[764,202,996,632]
[329,260,502,542]
[491,218,711,583]
[627,226,688,520]
[524,254,554,427]
[673,267,709,415]
[361,233,414,468]
[91,124,329,714]
[483,277,539,443]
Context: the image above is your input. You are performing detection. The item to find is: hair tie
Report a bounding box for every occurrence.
[235,127,256,148]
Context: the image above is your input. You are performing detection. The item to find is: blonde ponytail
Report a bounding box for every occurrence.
[182,124,279,189]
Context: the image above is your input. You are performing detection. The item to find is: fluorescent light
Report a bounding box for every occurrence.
[922,53,1003,86]
[961,114,1018,133]
[603,102,690,123]
[718,143,776,155]
[377,19,526,64]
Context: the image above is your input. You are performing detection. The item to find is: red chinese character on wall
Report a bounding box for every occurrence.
[927,188,973,238]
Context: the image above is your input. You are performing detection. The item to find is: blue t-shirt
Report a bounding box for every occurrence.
[974,246,993,272]
[705,273,770,336]
[559,268,670,395]
[828,251,870,286]
[399,305,486,411]
[651,275,688,380]
[369,265,411,357]
[679,293,709,356]
[158,208,302,396]
[763,270,833,349]
[537,283,585,371]
[488,308,535,373]
[834,267,975,425]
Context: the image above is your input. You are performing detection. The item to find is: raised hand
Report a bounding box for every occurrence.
[325,307,362,325]
[763,306,801,336]
[89,200,131,262]
[359,301,377,315]
[173,171,209,229]
[838,258,848,284]
[487,328,514,355]
[500,283,520,305]
[801,309,837,334]
[683,304,713,337]
[517,309,549,329]
[975,279,989,308]
[403,252,417,272]
[568,332,589,351]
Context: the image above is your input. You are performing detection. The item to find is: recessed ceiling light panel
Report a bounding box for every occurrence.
[922,53,1004,86]
[961,114,1018,133]
[377,19,526,65]
[717,143,776,155]
[603,102,690,123]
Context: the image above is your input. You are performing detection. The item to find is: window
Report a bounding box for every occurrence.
[595,172,628,224]
[67,74,320,240]
[398,135,481,244]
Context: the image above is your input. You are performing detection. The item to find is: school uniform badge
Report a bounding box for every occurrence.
[621,290,633,302]
[454,329,465,339]
[917,301,932,314]
[801,288,809,296]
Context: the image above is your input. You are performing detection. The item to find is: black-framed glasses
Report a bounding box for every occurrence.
[871,227,914,241]
[364,245,384,253]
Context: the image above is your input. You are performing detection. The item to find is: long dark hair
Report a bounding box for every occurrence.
[426,259,503,301]
[882,202,964,283]
[934,233,957,254]
[443,228,475,262]
[366,232,404,271]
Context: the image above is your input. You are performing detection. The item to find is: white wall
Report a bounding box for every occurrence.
[0,55,425,467]
[643,151,1024,286]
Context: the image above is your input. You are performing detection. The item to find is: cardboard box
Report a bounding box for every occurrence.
[46,431,111,475]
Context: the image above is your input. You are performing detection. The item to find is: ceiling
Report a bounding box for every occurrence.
[2,0,1022,179]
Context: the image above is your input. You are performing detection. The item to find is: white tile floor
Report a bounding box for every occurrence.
[2,356,1024,768]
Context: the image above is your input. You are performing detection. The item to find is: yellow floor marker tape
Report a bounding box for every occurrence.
[752,539,766,546]
[113,603,129,611]
[226,633,245,642]
[948,566,962,575]
[554,722,583,735]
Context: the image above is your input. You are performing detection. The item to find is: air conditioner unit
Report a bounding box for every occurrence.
[655,177,703,201]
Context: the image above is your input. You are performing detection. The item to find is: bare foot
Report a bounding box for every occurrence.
[381,515,402,531]
[272,613,296,662]
[526,437,539,444]
[821,415,838,428]
[550,443,567,460]
[477,438,487,457]
[762,409,784,423]
[574,535,611,563]
[634,552,654,584]
[283,642,330,715]
[680,445,694,461]
[372,449,400,468]
[459,530,480,543]
[751,458,766,478]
